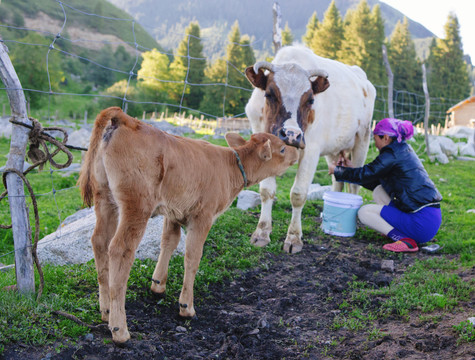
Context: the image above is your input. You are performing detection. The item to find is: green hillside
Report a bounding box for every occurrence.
[0,0,161,51]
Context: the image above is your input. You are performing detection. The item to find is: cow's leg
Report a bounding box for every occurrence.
[151,218,181,295]
[178,218,212,318]
[325,154,344,192]
[91,190,118,323]
[284,147,321,254]
[108,206,151,344]
[250,176,276,247]
[348,128,371,194]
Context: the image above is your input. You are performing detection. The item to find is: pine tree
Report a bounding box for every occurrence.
[201,21,255,117]
[282,22,294,46]
[311,0,343,59]
[368,5,386,85]
[427,13,471,101]
[387,17,423,121]
[302,12,319,47]
[340,0,385,85]
[388,17,422,93]
[169,22,206,109]
[137,48,172,101]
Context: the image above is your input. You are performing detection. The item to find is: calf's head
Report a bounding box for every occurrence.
[245,62,329,149]
[225,132,299,183]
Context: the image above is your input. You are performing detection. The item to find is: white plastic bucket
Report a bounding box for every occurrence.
[321,191,363,237]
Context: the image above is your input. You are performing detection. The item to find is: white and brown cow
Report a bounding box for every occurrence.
[78,107,298,344]
[245,45,376,254]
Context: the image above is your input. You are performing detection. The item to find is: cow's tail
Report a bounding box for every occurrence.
[77,106,136,207]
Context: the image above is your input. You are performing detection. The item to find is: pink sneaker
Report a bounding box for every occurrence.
[383,238,419,253]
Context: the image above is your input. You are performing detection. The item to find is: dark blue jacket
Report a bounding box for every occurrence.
[334,141,442,213]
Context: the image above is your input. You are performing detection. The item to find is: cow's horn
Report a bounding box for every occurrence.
[253,61,275,74]
[308,69,328,79]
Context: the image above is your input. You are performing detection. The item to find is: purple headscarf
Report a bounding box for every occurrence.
[373,118,414,143]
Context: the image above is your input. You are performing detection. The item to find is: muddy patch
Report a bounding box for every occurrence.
[3,235,474,360]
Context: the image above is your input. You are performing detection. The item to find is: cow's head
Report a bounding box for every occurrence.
[245,61,329,149]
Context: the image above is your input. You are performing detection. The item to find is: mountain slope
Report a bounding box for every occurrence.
[107,0,435,56]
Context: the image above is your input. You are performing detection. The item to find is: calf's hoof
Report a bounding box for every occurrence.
[151,279,166,294]
[101,309,110,322]
[110,326,130,345]
[283,234,303,254]
[250,231,270,248]
[179,303,196,318]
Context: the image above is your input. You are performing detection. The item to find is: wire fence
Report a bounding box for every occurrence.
[0,0,466,269]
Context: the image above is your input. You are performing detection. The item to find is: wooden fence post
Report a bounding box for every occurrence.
[382,44,394,118]
[273,2,282,54]
[422,63,431,157]
[0,42,35,294]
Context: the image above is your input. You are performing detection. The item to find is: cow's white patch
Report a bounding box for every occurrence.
[274,63,311,131]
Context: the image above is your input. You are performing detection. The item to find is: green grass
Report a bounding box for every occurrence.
[0,132,474,352]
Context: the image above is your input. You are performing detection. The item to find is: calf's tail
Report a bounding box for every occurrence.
[77,106,133,207]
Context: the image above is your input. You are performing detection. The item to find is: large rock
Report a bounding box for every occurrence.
[236,190,261,210]
[143,120,195,136]
[443,126,474,140]
[307,184,332,201]
[0,116,12,138]
[429,136,458,157]
[67,128,92,149]
[460,142,475,157]
[427,138,450,164]
[37,207,186,266]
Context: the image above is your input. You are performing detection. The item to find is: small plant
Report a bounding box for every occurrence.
[367,326,388,341]
[453,320,475,344]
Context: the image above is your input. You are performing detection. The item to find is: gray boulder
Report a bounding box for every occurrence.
[429,136,458,157]
[144,120,195,136]
[0,116,12,138]
[37,207,186,266]
[67,128,92,149]
[307,184,332,201]
[236,190,261,210]
[443,126,474,140]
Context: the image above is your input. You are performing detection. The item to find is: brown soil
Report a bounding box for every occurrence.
[2,233,474,360]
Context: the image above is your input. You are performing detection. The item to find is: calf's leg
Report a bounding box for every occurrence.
[179,218,212,318]
[91,192,118,322]
[108,209,150,344]
[250,176,276,247]
[151,218,181,294]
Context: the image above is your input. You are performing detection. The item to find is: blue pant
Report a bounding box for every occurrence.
[381,203,442,244]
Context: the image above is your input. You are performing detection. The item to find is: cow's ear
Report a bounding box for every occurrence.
[225,132,246,148]
[245,66,267,90]
[311,76,330,94]
[258,139,272,161]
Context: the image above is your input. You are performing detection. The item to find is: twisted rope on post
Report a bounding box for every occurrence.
[1,117,74,301]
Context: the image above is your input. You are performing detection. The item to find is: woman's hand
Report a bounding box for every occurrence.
[328,162,336,175]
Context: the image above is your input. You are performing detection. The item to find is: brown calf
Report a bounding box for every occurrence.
[77,107,299,344]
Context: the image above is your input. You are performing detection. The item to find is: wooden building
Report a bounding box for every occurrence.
[446,96,475,128]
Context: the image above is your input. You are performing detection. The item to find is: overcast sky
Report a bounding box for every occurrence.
[381,0,475,61]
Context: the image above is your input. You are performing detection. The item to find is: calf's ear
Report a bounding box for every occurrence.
[258,139,272,161]
[245,66,267,90]
[311,76,330,94]
[225,132,246,148]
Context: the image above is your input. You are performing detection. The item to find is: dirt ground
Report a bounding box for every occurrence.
[2,229,475,360]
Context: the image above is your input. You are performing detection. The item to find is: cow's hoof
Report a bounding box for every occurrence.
[283,240,303,254]
[250,232,270,247]
[111,326,130,345]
